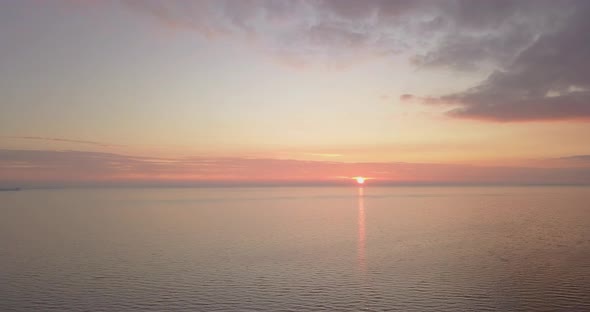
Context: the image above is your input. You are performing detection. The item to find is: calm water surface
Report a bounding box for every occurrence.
[1,186,590,311]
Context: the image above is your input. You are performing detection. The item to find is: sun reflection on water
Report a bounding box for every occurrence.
[358,187,366,272]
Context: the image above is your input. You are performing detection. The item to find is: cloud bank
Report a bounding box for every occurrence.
[1,149,589,187]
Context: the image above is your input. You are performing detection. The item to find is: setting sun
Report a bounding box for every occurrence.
[2,1,590,311]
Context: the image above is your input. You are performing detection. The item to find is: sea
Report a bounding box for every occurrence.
[1,186,589,311]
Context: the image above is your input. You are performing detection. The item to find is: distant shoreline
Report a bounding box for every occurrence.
[5,184,590,191]
[0,187,21,192]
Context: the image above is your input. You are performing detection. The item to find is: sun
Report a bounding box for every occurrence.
[355,177,365,185]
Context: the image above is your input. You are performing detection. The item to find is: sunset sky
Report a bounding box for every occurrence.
[1,0,590,186]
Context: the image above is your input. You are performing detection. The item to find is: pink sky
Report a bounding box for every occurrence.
[1,1,590,186]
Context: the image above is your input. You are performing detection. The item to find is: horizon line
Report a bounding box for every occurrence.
[6,182,590,191]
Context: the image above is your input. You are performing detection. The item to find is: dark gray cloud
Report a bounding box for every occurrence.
[411,26,534,71]
[410,0,572,71]
[405,2,590,121]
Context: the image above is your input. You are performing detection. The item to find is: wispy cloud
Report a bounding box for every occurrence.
[1,149,590,187]
[304,153,342,158]
[4,136,125,148]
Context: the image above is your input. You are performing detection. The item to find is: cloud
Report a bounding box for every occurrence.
[3,136,124,148]
[560,155,590,161]
[404,1,590,122]
[410,26,535,71]
[554,155,590,165]
[117,0,575,69]
[1,149,590,187]
[122,0,228,39]
[304,153,342,158]
[400,94,415,101]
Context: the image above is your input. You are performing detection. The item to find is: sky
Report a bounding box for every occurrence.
[1,0,590,187]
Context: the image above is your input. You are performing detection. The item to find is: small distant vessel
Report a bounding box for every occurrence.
[0,187,21,192]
